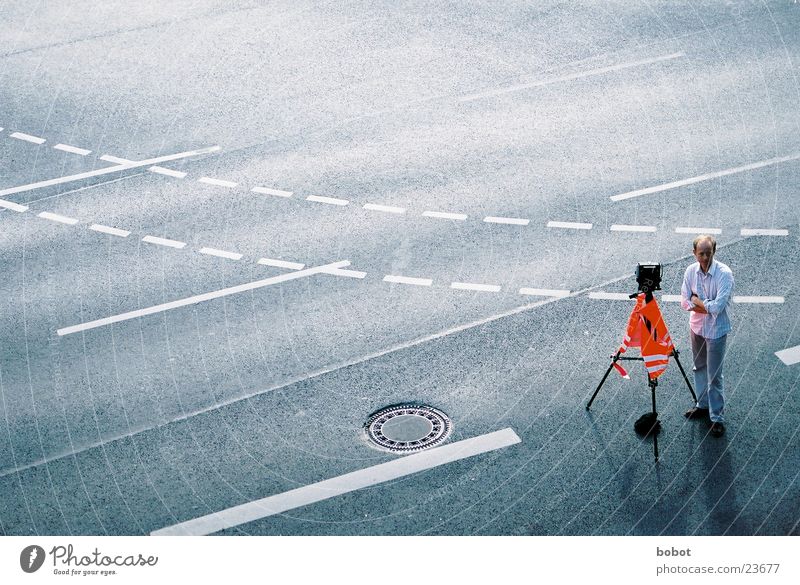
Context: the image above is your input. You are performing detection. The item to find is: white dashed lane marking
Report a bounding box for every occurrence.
[149,166,187,179]
[258,258,305,270]
[10,132,45,144]
[588,292,631,300]
[99,154,130,164]
[306,195,349,206]
[451,282,502,292]
[320,266,367,279]
[142,235,187,249]
[610,224,656,233]
[740,228,789,237]
[199,177,238,188]
[661,295,682,302]
[519,288,570,297]
[363,203,406,214]
[547,221,593,230]
[383,275,433,287]
[150,428,521,536]
[422,211,468,221]
[675,227,722,235]
[89,224,130,238]
[54,144,91,156]
[38,211,79,225]
[0,199,28,212]
[775,345,800,366]
[199,247,243,261]
[484,216,530,226]
[252,187,292,198]
[733,296,784,304]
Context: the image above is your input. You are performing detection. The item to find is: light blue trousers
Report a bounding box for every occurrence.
[691,331,727,423]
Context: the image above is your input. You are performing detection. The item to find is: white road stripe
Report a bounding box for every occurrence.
[38,211,79,225]
[149,166,187,179]
[741,228,789,237]
[306,195,349,206]
[150,428,521,536]
[320,267,367,279]
[610,152,800,202]
[257,258,305,270]
[54,143,91,156]
[610,224,657,233]
[199,247,243,261]
[364,203,406,214]
[99,154,131,164]
[0,146,220,197]
[384,275,433,287]
[484,216,530,226]
[10,132,45,144]
[422,210,467,221]
[733,296,784,304]
[675,226,722,235]
[775,345,800,366]
[458,53,684,103]
[142,235,186,249]
[0,199,28,212]
[451,282,501,293]
[547,221,593,230]
[589,292,632,300]
[199,177,238,188]
[89,224,130,238]
[660,294,682,302]
[518,288,570,297]
[57,260,350,336]
[252,186,292,198]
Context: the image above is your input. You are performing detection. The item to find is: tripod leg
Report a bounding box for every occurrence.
[587,352,620,410]
[672,351,697,403]
[651,379,659,461]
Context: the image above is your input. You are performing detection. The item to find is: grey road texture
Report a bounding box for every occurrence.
[0,0,798,535]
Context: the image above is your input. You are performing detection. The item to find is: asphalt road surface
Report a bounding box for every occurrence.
[0,0,798,536]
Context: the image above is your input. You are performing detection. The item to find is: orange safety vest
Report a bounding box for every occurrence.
[615,293,674,380]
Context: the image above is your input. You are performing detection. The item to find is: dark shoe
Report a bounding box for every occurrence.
[710,422,725,437]
[684,407,709,419]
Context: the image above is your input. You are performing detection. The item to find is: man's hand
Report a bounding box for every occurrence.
[690,294,708,314]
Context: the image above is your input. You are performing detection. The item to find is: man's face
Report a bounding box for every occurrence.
[694,240,714,272]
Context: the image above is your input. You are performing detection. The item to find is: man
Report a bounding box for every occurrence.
[680,235,734,437]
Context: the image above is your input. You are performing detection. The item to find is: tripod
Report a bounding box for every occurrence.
[586,294,697,461]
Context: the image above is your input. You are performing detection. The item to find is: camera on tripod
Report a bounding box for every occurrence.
[635,263,662,294]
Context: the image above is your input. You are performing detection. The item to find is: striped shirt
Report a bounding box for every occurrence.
[681,259,734,339]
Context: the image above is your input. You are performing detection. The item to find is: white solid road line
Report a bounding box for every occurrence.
[252,186,292,198]
[142,235,187,249]
[484,216,530,226]
[54,143,91,156]
[89,224,130,238]
[151,428,521,536]
[588,292,632,300]
[451,282,502,293]
[675,226,722,235]
[199,247,243,261]
[0,199,29,212]
[422,210,468,221]
[733,296,784,303]
[10,131,45,144]
[547,221,593,230]
[384,275,433,287]
[199,177,238,188]
[38,211,79,225]
[458,52,683,103]
[320,267,367,279]
[518,288,570,297]
[610,224,657,233]
[149,166,187,179]
[364,203,406,214]
[258,258,305,270]
[741,228,789,236]
[775,345,800,366]
[306,195,349,206]
[0,146,220,197]
[610,152,800,202]
[57,260,350,336]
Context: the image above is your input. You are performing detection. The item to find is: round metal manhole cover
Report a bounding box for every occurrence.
[364,404,453,454]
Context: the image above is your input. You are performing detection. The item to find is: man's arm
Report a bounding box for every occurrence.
[702,270,734,315]
[680,268,695,311]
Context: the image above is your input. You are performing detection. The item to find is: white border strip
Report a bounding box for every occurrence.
[89,224,130,238]
[252,187,292,198]
[199,177,238,188]
[10,132,45,144]
[733,296,784,304]
[518,288,570,297]
[54,143,91,156]
[484,216,530,226]
[383,275,433,287]
[142,235,187,249]
[588,292,632,300]
[38,211,79,225]
[610,224,656,233]
[57,260,350,336]
[364,203,406,214]
[675,227,722,235]
[547,221,593,230]
[306,195,349,206]
[451,282,501,293]
[422,211,467,221]
[258,258,305,270]
[775,345,800,366]
[200,247,243,261]
[740,228,789,237]
[151,428,521,536]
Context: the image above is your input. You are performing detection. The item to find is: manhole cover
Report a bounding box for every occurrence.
[364,404,453,454]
